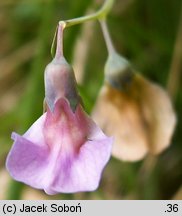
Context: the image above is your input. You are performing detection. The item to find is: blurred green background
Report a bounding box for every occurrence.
[0,0,182,200]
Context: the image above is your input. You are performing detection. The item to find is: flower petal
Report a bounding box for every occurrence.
[137,75,177,154]
[92,85,148,161]
[43,100,113,194]
[45,136,113,194]
[23,114,46,146]
[6,133,50,190]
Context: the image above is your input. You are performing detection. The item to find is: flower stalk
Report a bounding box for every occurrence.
[60,0,114,28]
[51,0,114,57]
[99,20,116,55]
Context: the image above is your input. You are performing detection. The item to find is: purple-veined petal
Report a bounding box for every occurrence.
[46,137,112,194]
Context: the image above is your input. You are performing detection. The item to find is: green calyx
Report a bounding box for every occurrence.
[104,52,134,90]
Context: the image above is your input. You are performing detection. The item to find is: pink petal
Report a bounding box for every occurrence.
[6,133,50,189]
[46,137,112,194]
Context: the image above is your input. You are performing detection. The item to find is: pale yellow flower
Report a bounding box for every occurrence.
[92,74,176,161]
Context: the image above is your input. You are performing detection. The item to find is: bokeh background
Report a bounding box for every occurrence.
[0,0,182,199]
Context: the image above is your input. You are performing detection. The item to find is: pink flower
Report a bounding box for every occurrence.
[6,23,113,194]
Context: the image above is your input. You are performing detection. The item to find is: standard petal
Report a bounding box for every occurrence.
[6,133,51,190]
[6,114,55,190]
[44,125,113,194]
[92,85,148,161]
[23,114,46,146]
[44,99,89,153]
[137,75,177,154]
[43,100,113,194]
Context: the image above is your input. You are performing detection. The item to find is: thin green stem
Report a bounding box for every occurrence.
[59,0,114,28]
[51,0,114,57]
[99,19,116,55]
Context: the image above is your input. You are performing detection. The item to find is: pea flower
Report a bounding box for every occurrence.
[6,24,113,194]
[92,52,176,161]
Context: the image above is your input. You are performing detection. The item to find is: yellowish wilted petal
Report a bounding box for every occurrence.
[136,75,177,154]
[92,84,148,161]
